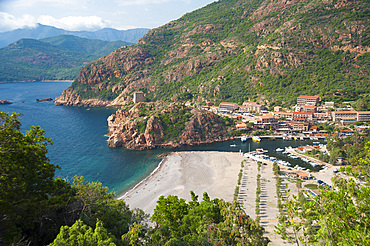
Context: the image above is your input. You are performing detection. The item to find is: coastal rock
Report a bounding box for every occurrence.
[36,97,53,102]
[0,100,12,104]
[54,88,110,107]
[107,101,234,150]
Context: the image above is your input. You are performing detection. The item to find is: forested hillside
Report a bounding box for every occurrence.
[0,24,149,48]
[0,36,131,82]
[56,0,369,107]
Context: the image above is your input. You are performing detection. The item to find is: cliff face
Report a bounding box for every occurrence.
[107,102,234,149]
[56,0,369,107]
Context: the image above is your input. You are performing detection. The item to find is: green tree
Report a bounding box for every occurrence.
[0,112,59,244]
[49,219,116,246]
[355,98,369,111]
[277,143,370,245]
[147,192,269,245]
[73,176,134,240]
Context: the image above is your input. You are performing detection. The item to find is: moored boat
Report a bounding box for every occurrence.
[252,136,261,142]
[241,136,248,142]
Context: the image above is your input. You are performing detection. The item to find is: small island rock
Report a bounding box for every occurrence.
[0,100,12,104]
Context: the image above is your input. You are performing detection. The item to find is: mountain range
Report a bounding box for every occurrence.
[0,35,133,82]
[0,24,150,48]
[54,0,369,108]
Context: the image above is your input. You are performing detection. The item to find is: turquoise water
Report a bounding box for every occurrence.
[0,82,324,195]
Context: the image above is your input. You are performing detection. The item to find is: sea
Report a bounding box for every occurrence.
[0,81,325,196]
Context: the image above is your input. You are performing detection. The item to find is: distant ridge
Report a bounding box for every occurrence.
[0,35,132,82]
[0,24,150,48]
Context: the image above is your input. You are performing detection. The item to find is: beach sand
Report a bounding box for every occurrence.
[118,151,246,215]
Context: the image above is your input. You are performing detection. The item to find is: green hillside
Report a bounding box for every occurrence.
[0,36,132,82]
[59,0,369,106]
[41,35,131,58]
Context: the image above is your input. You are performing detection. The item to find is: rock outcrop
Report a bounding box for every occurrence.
[0,100,12,104]
[54,88,110,107]
[36,97,53,102]
[107,102,234,150]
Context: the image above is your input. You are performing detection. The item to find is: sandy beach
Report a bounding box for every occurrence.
[118,151,246,215]
[118,149,339,245]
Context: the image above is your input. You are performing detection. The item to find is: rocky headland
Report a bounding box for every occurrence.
[107,101,235,150]
[0,100,12,104]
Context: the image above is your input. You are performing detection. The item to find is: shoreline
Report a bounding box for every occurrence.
[118,151,246,215]
[0,80,73,83]
[116,156,167,200]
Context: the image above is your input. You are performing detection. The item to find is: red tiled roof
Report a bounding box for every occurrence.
[293,112,313,115]
[296,172,309,177]
[333,111,357,114]
[220,102,238,106]
[303,105,317,109]
[298,95,319,99]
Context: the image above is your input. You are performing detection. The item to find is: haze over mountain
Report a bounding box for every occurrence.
[0,35,132,82]
[55,0,369,108]
[0,24,150,48]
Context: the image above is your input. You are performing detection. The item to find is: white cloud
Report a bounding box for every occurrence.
[37,15,108,31]
[0,13,110,32]
[116,0,190,6]
[8,0,84,9]
[0,12,37,31]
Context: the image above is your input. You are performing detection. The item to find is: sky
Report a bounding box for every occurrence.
[0,0,216,32]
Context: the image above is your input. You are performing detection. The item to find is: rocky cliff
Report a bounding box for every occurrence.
[55,0,369,107]
[107,102,234,149]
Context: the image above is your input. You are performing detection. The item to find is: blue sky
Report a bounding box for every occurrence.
[0,0,216,32]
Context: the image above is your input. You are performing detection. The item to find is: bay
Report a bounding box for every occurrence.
[0,82,324,196]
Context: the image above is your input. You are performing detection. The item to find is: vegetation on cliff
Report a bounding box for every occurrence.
[56,0,369,107]
[107,101,235,149]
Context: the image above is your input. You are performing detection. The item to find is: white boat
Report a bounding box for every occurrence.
[241,136,248,142]
[276,148,284,152]
[252,136,261,142]
[300,137,304,140]
[230,144,236,147]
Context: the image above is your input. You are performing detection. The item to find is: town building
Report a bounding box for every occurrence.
[292,112,314,121]
[332,111,358,125]
[297,95,320,106]
[274,106,283,112]
[273,112,293,120]
[276,122,292,133]
[314,112,332,122]
[133,91,145,103]
[289,122,310,132]
[254,114,279,130]
[324,101,335,108]
[296,172,310,180]
[357,111,370,122]
[243,102,266,113]
[218,102,239,113]
[236,123,248,130]
[302,105,317,113]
